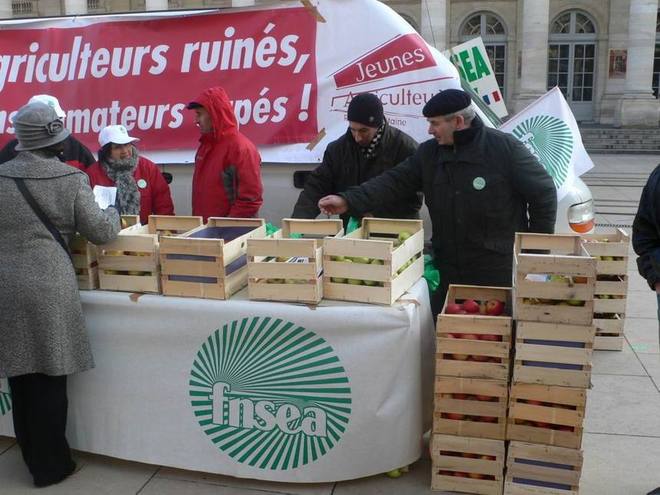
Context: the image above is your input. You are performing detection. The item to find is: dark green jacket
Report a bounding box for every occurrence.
[292,122,421,225]
[342,116,557,285]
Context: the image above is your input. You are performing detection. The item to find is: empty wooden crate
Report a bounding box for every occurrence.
[159,218,266,299]
[323,218,424,305]
[514,233,596,326]
[513,321,595,388]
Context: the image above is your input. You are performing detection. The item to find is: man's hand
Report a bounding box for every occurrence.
[655,281,660,294]
[318,195,348,215]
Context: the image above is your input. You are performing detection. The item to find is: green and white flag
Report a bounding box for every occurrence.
[499,87,594,201]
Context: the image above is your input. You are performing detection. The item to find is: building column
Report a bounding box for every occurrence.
[0,0,11,19]
[616,0,660,126]
[63,0,87,15]
[146,0,168,10]
[513,0,550,112]
[420,0,447,51]
[231,0,255,6]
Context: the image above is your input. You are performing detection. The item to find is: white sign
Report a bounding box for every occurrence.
[499,87,595,201]
[446,37,508,119]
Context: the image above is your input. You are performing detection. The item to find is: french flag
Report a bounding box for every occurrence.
[482,90,502,105]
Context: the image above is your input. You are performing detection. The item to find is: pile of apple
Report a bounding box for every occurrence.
[445,298,505,316]
[514,399,576,431]
[102,250,152,276]
[521,297,586,307]
[439,392,500,423]
[436,451,497,480]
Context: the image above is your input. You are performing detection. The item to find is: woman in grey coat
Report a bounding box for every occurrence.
[0,102,120,487]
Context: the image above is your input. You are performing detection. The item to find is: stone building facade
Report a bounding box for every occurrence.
[1,0,659,126]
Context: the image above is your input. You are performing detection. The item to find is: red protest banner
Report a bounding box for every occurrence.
[0,8,318,152]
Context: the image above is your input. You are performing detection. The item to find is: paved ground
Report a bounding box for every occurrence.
[1,154,659,494]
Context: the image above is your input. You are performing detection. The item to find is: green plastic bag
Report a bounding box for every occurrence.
[265,223,279,237]
[423,254,440,293]
[346,217,361,234]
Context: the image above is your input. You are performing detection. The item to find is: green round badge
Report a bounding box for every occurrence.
[473,177,486,190]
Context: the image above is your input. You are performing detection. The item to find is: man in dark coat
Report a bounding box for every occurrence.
[292,93,421,225]
[0,95,95,170]
[318,89,557,315]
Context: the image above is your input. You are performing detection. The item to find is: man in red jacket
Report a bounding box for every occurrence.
[187,87,263,221]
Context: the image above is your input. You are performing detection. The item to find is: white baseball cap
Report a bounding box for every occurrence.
[28,94,66,119]
[98,125,140,147]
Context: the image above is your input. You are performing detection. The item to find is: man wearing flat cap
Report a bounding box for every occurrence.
[186,86,263,221]
[319,89,557,315]
[291,92,421,225]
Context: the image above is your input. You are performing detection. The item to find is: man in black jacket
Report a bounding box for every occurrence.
[632,165,660,339]
[292,93,421,225]
[319,89,557,315]
[0,95,95,170]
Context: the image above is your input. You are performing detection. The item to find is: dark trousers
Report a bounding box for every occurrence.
[8,373,75,486]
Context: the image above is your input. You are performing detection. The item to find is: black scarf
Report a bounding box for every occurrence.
[101,146,140,216]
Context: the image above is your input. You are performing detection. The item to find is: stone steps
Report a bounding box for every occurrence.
[580,126,660,153]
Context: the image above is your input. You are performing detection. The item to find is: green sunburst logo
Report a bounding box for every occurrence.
[189,317,352,470]
[512,115,574,188]
[0,381,11,416]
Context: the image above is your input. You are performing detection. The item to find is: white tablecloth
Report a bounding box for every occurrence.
[0,280,434,482]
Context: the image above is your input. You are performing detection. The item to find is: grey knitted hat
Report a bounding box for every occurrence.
[13,102,70,151]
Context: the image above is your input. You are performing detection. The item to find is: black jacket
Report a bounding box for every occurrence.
[0,135,95,169]
[342,116,557,286]
[292,122,421,224]
[633,164,660,290]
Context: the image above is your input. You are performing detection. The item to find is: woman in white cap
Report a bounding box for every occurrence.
[0,102,120,487]
[85,125,174,224]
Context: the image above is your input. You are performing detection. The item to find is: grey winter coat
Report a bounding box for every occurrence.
[0,151,120,378]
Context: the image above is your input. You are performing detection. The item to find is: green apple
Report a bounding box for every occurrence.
[386,469,402,479]
[397,231,412,244]
[370,258,384,265]
[347,278,363,285]
[351,256,370,264]
[332,255,346,262]
[331,277,347,283]
[363,279,377,286]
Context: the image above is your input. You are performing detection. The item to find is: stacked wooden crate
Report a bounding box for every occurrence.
[433,284,513,494]
[247,219,343,304]
[71,234,99,290]
[159,218,266,299]
[581,229,630,351]
[507,233,596,494]
[323,218,424,305]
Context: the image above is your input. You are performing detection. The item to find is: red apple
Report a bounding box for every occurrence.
[457,333,480,340]
[462,299,480,313]
[475,394,495,402]
[471,355,490,362]
[479,334,503,342]
[445,303,462,314]
[442,412,465,420]
[478,416,498,423]
[480,455,496,461]
[452,393,469,400]
[452,353,470,361]
[485,299,505,316]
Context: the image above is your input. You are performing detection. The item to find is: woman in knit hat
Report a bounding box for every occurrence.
[0,101,120,487]
[84,125,174,225]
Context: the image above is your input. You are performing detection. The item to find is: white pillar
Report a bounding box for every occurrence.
[420,0,447,51]
[64,0,87,15]
[617,0,660,125]
[231,0,255,6]
[0,0,11,19]
[514,0,550,112]
[146,0,168,10]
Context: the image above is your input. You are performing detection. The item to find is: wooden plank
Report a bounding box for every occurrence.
[147,215,203,235]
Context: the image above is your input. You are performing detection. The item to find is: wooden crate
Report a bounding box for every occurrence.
[431,434,505,495]
[70,234,98,290]
[513,321,595,388]
[514,233,596,326]
[147,215,203,237]
[247,219,343,304]
[159,218,266,300]
[97,224,160,293]
[434,377,508,440]
[120,215,140,228]
[507,383,586,449]
[436,285,513,380]
[323,218,424,305]
[505,441,582,495]
[592,312,624,350]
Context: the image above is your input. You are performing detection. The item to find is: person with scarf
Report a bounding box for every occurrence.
[187,86,263,221]
[291,92,421,227]
[84,125,174,225]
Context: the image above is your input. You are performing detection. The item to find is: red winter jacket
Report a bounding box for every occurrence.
[84,155,175,225]
[191,87,263,221]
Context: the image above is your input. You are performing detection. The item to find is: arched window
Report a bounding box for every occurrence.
[548,10,597,121]
[459,12,507,97]
[653,9,660,97]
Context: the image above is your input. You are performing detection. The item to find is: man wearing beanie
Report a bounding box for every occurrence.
[0,95,95,170]
[318,89,557,315]
[291,92,421,225]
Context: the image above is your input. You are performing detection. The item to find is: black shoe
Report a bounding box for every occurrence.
[33,462,76,488]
